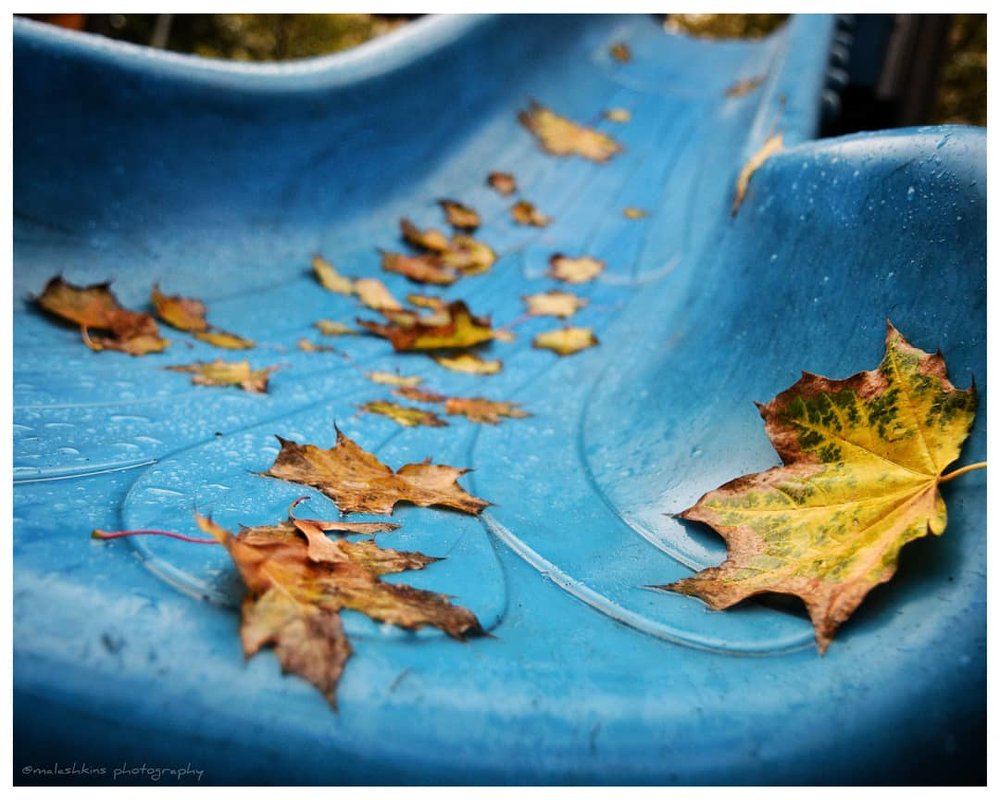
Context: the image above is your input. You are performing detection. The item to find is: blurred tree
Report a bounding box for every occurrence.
[21,14,984,127]
[931,15,986,125]
[665,14,788,39]
[84,14,410,61]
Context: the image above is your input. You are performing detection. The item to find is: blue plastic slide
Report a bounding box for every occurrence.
[14,14,985,785]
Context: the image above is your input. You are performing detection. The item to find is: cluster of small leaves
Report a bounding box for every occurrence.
[34,277,278,390]
[49,48,655,707]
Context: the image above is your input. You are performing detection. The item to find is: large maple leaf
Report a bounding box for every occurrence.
[263,426,490,515]
[197,510,483,707]
[661,323,979,652]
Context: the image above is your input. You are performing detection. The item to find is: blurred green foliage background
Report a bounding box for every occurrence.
[931,14,986,126]
[90,13,410,61]
[23,13,985,127]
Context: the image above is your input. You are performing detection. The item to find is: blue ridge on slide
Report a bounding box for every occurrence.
[13,14,985,785]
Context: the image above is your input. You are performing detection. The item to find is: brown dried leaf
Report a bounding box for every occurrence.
[400,218,450,253]
[312,254,355,296]
[394,386,448,403]
[167,359,276,393]
[387,384,528,424]
[151,285,208,332]
[439,199,481,231]
[549,254,605,284]
[36,276,169,356]
[519,101,622,163]
[263,426,490,515]
[354,278,403,312]
[487,171,517,196]
[523,290,588,319]
[359,300,494,352]
[382,307,451,328]
[610,42,632,62]
[198,512,482,707]
[444,397,530,425]
[440,235,497,276]
[366,371,423,388]
[360,401,448,428]
[270,499,402,542]
[533,327,599,356]
[380,251,457,286]
[511,201,551,227]
[432,352,503,375]
[732,133,784,216]
[152,286,254,349]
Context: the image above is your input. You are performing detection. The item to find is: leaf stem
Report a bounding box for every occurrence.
[939,461,987,483]
[92,528,220,544]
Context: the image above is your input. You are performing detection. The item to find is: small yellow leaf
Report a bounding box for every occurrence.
[312,254,355,295]
[432,352,502,375]
[623,207,648,219]
[354,278,403,312]
[360,401,448,428]
[549,254,605,284]
[604,108,631,123]
[493,329,516,343]
[439,199,481,231]
[194,329,255,349]
[314,320,357,336]
[440,235,497,276]
[523,290,588,318]
[511,201,551,227]
[166,359,276,393]
[518,101,622,163]
[298,338,337,353]
[732,133,783,216]
[533,327,599,356]
[366,371,423,388]
[487,171,517,196]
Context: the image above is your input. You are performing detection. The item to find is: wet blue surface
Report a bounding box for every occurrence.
[14,14,985,784]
